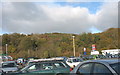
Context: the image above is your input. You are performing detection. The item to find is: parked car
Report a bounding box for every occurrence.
[0,67,2,75]
[8,59,71,75]
[80,55,95,60]
[80,55,89,60]
[71,59,120,75]
[111,54,120,58]
[66,57,83,68]
[1,61,18,74]
[96,54,107,59]
[2,56,13,61]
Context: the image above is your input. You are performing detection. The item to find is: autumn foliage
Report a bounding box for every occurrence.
[1,28,120,59]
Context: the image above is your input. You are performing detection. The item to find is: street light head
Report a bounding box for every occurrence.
[72,36,75,38]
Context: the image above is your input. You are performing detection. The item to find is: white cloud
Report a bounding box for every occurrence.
[95,2,118,31]
[0,2,2,33]
[41,5,89,21]
[2,2,118,34]
[2,0,119,2]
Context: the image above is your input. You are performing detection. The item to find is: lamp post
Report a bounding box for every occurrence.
[72,36,75,57]
[6,44,8,56]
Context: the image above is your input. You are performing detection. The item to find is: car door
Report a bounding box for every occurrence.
[76,63,93,75]
[93,63,113,75]
[38,62,55,74]
[18,63,41,75]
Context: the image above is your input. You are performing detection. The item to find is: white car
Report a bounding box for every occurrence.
[66,57,83,68]
[1,61,18,74]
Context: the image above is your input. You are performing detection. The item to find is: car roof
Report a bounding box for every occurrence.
[68,57,81,59]
[2,61,15,63]
[28,58,65,63]
[85,59,120,64]
[29,60,64,63]
[0,61,15,64]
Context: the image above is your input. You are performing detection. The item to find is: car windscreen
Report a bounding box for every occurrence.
[2,63,16,68]
[110,62,120,74]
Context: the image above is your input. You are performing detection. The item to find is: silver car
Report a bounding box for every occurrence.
[1,61,18,74]
[71,59,120,75]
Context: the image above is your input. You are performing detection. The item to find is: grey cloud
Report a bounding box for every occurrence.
[2,2,118,34]
[118,1,120,28]
[2,2,49,33]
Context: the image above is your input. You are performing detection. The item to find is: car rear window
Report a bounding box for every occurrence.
[2,63,16,68]
[110,62,120,74]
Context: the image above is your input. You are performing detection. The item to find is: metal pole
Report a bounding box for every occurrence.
[6,44,8,56]
[72,36,75,57]
[28,49,30,57]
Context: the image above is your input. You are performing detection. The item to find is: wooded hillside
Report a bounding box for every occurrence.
[1,28,120,59]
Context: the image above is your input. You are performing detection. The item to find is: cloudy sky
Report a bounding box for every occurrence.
[1,1,118,34]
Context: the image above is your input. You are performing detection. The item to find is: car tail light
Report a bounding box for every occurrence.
[70,68,73,71]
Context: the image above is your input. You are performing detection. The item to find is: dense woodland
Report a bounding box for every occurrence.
[1,28,120,59]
